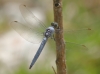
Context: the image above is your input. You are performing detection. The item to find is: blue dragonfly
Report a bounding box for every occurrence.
[11,5,91,69]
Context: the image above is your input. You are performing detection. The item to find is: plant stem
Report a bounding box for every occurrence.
[53,0,67,74]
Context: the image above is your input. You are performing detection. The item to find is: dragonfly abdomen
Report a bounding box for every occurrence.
[29,37,48,69]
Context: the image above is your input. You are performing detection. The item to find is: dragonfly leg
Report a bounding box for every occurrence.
[50,34,55,41]
[53,35,56,41]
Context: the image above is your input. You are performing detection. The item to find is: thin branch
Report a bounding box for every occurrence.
[53,0,67,74]
[52,66,57,74]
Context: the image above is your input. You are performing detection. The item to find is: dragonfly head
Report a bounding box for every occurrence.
[51,22,58,29]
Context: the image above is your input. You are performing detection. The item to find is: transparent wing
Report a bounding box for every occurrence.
[64,28,91,59]
[64,28,92,43]
[66,42,88,64]
[19,4,47,33]
[66,42,88,52]
[11,21,43,43]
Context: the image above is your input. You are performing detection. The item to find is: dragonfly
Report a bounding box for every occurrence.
[11,5,91,69]
[11,5,59,69]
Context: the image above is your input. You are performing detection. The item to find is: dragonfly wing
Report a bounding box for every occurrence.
[64,28,91,60]
[11,21,43,43]
[65,42,88,68]
[19,4,47,33]
[66,42,88,60]
[64,28,92,43]
[66,42,88,52]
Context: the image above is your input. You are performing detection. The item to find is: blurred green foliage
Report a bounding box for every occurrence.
[0,0,100,74]
[62,0,100,74]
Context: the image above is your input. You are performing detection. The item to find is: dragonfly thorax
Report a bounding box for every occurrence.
[44,26,55,38]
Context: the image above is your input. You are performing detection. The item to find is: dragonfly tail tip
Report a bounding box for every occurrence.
[29,65,32,69]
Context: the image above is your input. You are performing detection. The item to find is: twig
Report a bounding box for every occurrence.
[53,0,66,74]
[52,66,57,74]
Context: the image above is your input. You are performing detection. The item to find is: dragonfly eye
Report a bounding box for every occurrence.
[51,22,58,28]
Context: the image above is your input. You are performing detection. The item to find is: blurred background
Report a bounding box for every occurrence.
[0,0,100,74]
